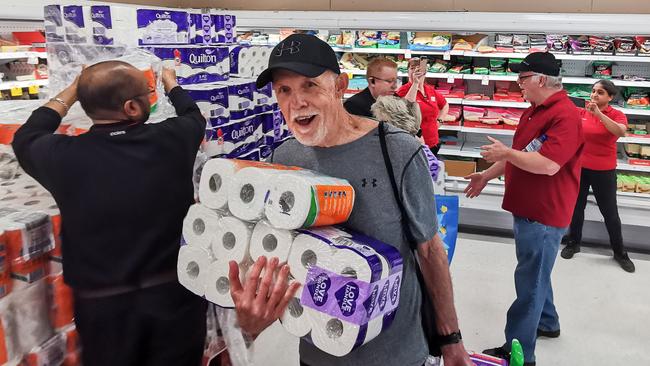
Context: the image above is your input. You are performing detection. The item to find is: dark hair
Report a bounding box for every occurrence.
[77,60,145,116]
[593,79,618,97]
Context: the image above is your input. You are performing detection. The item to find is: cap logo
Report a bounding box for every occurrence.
[275,40,301,57]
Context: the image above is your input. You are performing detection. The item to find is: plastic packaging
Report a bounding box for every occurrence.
[215,306,254,366]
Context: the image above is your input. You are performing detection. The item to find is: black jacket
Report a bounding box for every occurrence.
[12,86,206,290]
[343,87,375,118]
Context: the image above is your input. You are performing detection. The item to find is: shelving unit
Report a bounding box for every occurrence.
[0,79,48,90]
[0,51,47,61]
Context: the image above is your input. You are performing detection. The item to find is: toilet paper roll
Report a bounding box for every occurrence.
[198,158,237,210]
[177,245,213,296]
[249,220,295,263]
[210,216,253,264]
[203,260,249,308]
[265,170,355,230]
[182,204,222,250]
[309,311,369,357]
[280,284,312,337]
[226,167,277,222]
[329,248,383,284]
[286,234,336,283]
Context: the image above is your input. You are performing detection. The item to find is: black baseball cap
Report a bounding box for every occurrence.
[510,52,561,77]
[256,33,340,88]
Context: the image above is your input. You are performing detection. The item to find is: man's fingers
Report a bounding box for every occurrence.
[273,281,302,319]
[486,136,499,144]
[244,256,267,299]
[256,257,279,303]
[228,260,243,296]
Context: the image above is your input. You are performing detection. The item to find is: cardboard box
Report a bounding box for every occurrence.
[445,160,476,177]
[476,158,494,172]
[592,0,650,13]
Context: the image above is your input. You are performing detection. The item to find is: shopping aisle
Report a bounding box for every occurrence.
[252,233,650,365]
[452,233,650,366]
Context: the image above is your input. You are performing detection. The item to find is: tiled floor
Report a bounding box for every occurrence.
[251,233,650,365]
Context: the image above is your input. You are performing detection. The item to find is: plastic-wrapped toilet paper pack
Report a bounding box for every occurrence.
[184,83,229,125]
[0,295,21,364]
[249,220,295,263]
[204,116,264,158]
[182,203,223,250]
[212,13,237,44]
[308,309,371,357]
[146,46,229,85]
[177,244,213,296]
[12,279,54,354]
[89,5,139,46]
[203,260,250,308]
[217,79,256,120]
[280,283,314,337]
[286,233,337,283]
[260,110,284,147]
[229,46,271,78]
[254,81,277,115]
[0,208,54,262]
[265,170,355,230]
[237,148,262,162]
[210,216,253,264]
[198,158,299,210]
[189,12,215,45]
[62,5,91,44]
[137,8,189,45]
[227,166,283,222]
[44,5,65,43]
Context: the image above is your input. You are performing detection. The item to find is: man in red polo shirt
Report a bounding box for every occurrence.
[463,52,584,366]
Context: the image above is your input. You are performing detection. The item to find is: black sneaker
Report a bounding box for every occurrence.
[537,328,560,338]
[614,254,635,273]
[560,244,580,259]
[482,346,510,360]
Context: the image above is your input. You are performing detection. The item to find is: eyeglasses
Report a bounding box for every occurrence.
[369,76,398,85]
[517,74,537,84]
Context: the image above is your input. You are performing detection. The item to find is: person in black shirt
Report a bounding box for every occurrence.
[12,61,207,366]
[344,57,398,117]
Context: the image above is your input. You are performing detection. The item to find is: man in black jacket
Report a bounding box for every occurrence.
[12,61,207,366]
[344,57,398,117]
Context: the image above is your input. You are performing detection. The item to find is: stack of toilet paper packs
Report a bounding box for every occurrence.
[178,158,404,357]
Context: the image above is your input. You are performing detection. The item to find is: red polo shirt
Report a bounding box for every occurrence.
[502,90,584,228]
[580,106,627,171]
[396,82,447,147]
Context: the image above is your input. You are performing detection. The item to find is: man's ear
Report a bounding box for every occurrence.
[335,73,349,97]
[123,99,139,118]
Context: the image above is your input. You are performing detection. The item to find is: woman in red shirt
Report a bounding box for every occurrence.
[561,80,635,272]
[395,58,448,154]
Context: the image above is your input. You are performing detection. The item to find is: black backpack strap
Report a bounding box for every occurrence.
[378,122,418,250]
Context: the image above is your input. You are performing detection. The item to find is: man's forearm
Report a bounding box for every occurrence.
[506,149,559,175]
[417,234,459,335]
[481,160,506,181]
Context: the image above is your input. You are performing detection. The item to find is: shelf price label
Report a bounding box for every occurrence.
[481,75,490,85]
[10,87,23,97]
[443,51,451,61]
[405,49,412,58]
[447,75,455,83]
[28,85,40,94]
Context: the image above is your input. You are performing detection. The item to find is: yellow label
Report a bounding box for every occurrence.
[28,85,39,94]
[10,87,23,97]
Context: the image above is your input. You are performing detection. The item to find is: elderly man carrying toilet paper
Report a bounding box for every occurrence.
[227,34,473,366]
[12,62,207,366]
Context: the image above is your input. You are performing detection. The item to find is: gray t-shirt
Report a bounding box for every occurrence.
[271,124,438,366]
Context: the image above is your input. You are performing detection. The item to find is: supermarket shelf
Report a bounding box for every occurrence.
[619,136,650,144]
[332,47,406,54]
[462,99,530,108]
[461,127,515,135]
[618,191,650,198]
[463,74,516,82]
[0,51,47,60]
[438,147,482,158]
[617,161,650,173]
[0,79,48,90]
[439,125,462,131]
[613,107,650,116]
[562,77,650,88]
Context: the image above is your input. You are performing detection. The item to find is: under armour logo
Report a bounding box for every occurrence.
[275,41,301,57]
[361,178,377,188]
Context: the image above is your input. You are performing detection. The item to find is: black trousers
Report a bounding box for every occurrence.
[569,168,626,256]
[74,281,207,366]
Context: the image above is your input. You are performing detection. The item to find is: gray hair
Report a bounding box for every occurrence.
[371,96,422,136]
[532,73,563,89]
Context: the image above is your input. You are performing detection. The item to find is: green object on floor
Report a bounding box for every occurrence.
[510,339,524,366]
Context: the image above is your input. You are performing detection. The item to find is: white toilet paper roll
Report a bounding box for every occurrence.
[309,311,368,357]
[227,167,278,222]
[265,170,355,230]
[203,260,248,308]
[177,245,213,296]
[286,234,336,283]
[330,248,383,283]
[198,158,237,210]
[249,220,295,263]
[280,284,313,337]
[182,204,222,250]
[211,216,253,264]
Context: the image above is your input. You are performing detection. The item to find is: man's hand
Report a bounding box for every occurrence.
[45,68,84,117]
[441,343,474,366]
[463,172,488,198]
[480,136,512,163]
[228,256,300,338]
[161,67,179,94]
